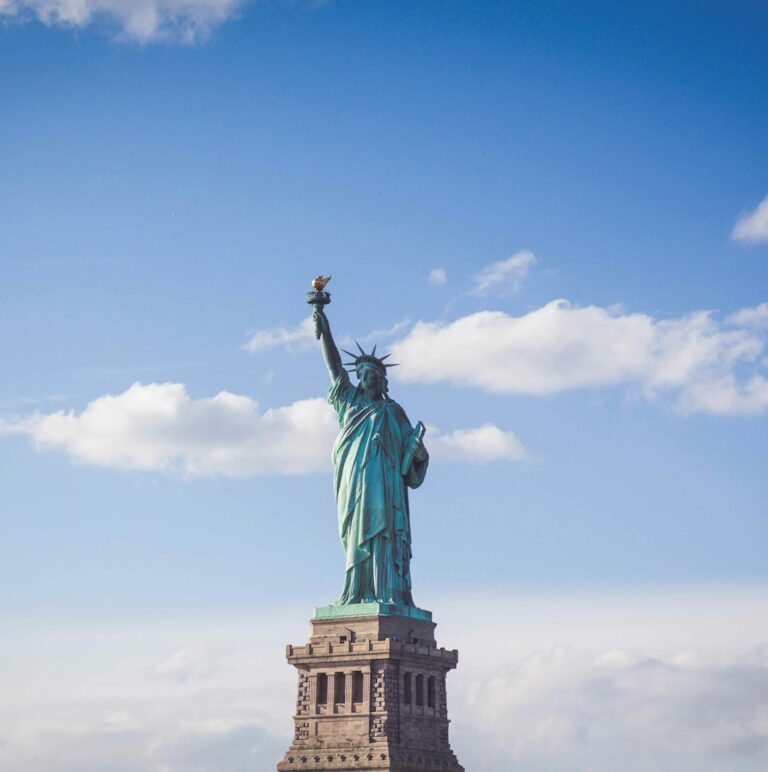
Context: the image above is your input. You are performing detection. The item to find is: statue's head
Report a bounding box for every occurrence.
[342,343,397,397]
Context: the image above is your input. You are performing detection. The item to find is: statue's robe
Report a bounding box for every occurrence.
[328,370,428,606]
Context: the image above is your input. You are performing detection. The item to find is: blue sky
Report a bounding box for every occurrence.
[1,2,767,771]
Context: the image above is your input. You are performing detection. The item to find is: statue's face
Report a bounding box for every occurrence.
[358,364,384,393]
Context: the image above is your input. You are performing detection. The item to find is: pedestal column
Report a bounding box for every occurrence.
[277,605,464,772]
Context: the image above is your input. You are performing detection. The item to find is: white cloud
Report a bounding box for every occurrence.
[242,317,316,353]
[0,381,520,475]
[727,302,768,328]
[0,0,244,44]
[473,250,537,296]
[732,194,768,244]
[677,374,768,417]
[428,422,526,463]
[428,267,448,285]
[0,382,336,476]
[390,299,768,416]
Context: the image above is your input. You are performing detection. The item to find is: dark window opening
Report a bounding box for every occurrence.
[317,673,328,705]
[415,674,424,707]
[334,672,346,704]
[352,671,364,703]
[403,672,412,705]
[427,676,436,708]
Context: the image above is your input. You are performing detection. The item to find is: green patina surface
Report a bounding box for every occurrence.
[314,602,432,622]
[310,297,431,613]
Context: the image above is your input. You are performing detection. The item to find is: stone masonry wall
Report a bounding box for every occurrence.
[369,662,398,743]
[277,614,463,772]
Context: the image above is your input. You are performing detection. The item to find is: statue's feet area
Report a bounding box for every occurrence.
[314,602,432,623]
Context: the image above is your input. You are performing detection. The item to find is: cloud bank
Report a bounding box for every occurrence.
[0,0,245,43]
[0,382,523,476]
[1,588,766,772]
[457,645,768,771]
[732,194,768,244]
[390,300,768,416]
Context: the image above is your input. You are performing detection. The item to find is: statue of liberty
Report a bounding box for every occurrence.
[310,288,428,608]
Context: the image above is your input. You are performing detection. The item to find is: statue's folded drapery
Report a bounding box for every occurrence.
[328,370,428,606]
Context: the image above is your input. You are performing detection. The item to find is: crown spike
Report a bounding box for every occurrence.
[341,348,357,358]
[371,344,377,357]
[384,362,399,368]
[355,340,367,356]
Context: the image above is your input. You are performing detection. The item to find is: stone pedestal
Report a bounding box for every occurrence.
[277,606,464,772]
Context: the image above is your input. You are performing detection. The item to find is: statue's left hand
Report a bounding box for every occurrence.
[412,438,428,462]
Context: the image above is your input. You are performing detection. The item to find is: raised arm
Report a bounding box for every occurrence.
[314,307,343,382]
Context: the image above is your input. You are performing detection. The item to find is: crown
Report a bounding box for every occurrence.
[342,342,398,375]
